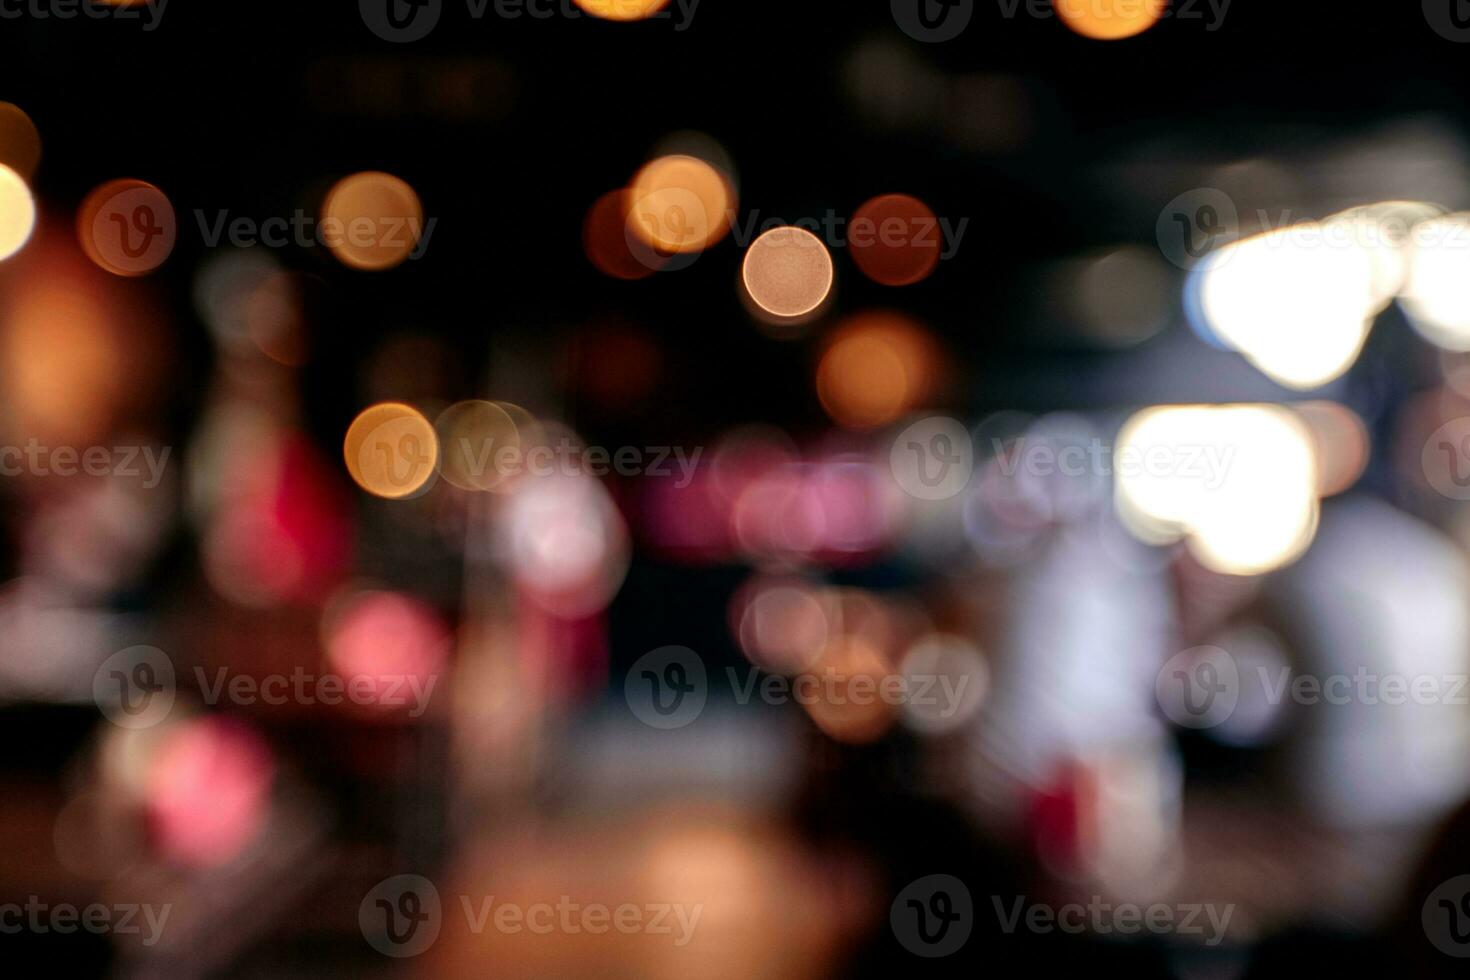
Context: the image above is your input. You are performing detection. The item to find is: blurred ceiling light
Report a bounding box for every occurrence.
[323,589,448,717]
[0,234,145,446]
[1292,400,1370,497]
[320,171,424,271]
[899,633,988,735]
[194,249,284,354]
[571,0,671,20]
[502,471,630,618]
[800,638,899,745]
[1115,404,1320,575]
[732,576,830,676]
[1053,0,1166,39]
[627,154,734,255]
[741,225,834,320]
[203,431,353,608]
[1196,223,1379,389]
[145,717,274,868]
[1325,201,1444,309]
[0,103,40,180]
[583,189,664,279]
[849,193,941,286]
[731,462,826,560]
[1065,245,1170,346]
[816,312,939,429]
[1400,212,1470,350]
[343,402,439,499]
[434,399,520,492]
[0,163,36,261]
[242,270,309,366]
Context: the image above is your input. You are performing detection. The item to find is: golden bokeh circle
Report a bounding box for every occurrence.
[741,226,834,320]
[434,400,521,492]
[344,402,439,499]
[0,164,36,262]
[816,312,939,429]
[1053,0,1166,40]
[627,154,733,255]
[321,172,424,272]
[571,0,672,20]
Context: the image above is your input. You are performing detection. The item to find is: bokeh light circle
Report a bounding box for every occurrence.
[321,171,424,271]
[0,163,36,262]
[741,226,834,320]
[344,402,439,499]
